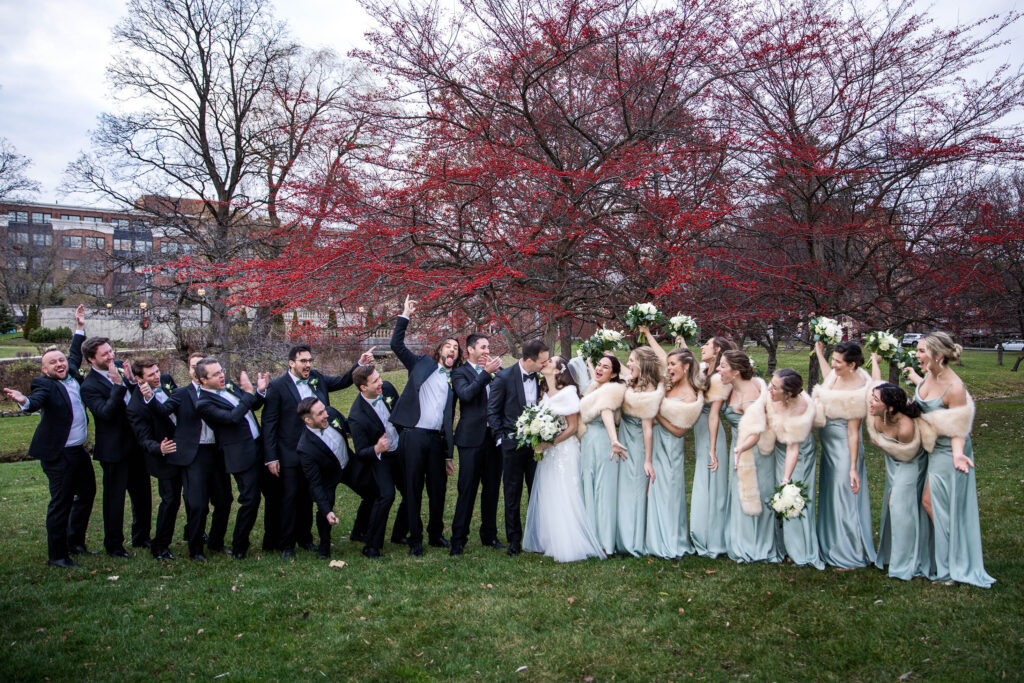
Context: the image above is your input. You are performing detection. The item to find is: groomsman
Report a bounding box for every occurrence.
[487,338,550,556]
[125,358,180,560]
[449,333,504,556]
[262,344,374,559]
[389,296,460,556]
[296,397,375,559]
[348,365,409,557]
[80,331,152,557]
[195,359,269,559]
[3,305,96,567]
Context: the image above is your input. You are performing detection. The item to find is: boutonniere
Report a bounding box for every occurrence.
[309,377,319,389]
[330,418,343,431]
[78,368,87,377]
[385,395,394,409]
[163,382,173,392]
[225,382,235,392]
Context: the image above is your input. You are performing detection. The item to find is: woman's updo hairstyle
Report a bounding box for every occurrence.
[773,368,803,399]
[834,341,864,369]
[721,350,755,381]
[875,382,923,418]
[921,332,962,366]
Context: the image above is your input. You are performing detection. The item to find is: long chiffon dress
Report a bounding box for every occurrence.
[723,405,781,563]
[616,385,663,557]
[772,433,824,569]
[874,433,930,581]
[645,396,700,559]
[578,382,625,556]
[690,392,730,557]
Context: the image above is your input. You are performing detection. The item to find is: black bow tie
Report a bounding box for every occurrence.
[522,372,536,382]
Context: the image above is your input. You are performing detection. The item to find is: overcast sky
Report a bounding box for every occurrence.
[0,0,1020,206]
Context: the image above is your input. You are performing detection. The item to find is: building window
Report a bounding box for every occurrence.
[62,258,80,272]
[82,216,101,223]
[83,283,105,297]
[134,240,153,252]
[8,211,28,222]
[30,256,48,269]
[88,261,106,273]
[61,214,81,221]
[32,233,53,246]
[31,212,52,223]
[10,230,30,244]
[62,235,84,249]
[84,236,105,250]
[160,241,178,254]
[111,218,130,228]
[113,238,132,251]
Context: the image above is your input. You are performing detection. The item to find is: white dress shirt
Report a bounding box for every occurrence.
[309,425,348,469]
[202,387,260,440]
[290,371,315,400]
[192,382,217,444]
[414,364,449,431]
[519,360,538,407]
[364,394,400,456]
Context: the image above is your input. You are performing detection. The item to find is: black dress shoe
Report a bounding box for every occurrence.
[232,551,246,560]
[317,550,330,560]
[132,539,152,549]
[281,549,296,559]
[207,546,231,555]
[69,545,97,556]
[47,557,81,568]
[152,549,175,561]
[108,548,130,558]
[408,543,423,557]
[449,543,464,557]
[300,542,318,552]
[485,540,507,550]
[362,546,382,559]
[191,553,208,562]
[428,536,451,548]
[391,536,411,546]
[507,544,521,557]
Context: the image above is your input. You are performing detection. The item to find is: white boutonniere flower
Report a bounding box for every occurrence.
[163,382,173,392]
[385,395,394,409]
[225,382,234,392]
[309,377,319,389]
[330,418,343,431]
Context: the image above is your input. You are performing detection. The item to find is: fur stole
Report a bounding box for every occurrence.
[761,392,815,452]
[919,393,975,453]
[540,385,581,417]
[812,368,872,426]
[704,372,732,404]
[622,384,665,419]
[659,393,704,430]
[735,378,769,516]
[862,380,922,462]
[577,381,626,437]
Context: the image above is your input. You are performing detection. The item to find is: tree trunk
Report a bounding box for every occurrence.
[559,321,573,359]
[997,344,1003,366]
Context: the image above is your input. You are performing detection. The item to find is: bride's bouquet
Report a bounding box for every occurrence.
[863,330,900,361]
[665,314,699,345]
[624,302,665,331]
[808,315,843,346]
[769,481,809,521]
[514,405,562,460]
[577,328,628,364]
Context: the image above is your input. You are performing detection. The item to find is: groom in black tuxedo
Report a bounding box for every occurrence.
[486,338,550,556]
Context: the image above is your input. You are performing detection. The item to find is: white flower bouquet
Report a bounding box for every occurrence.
[624,302,664,331]
[769,481,809,521]
[893,347,922,382]
[665,314,699,345]
[863,330,900,361]
[514,405,562,460]
[577,328,628,364]
[808,315,843,346]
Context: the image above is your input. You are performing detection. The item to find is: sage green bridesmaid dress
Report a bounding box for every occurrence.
[817,418,875,568]
[616,413,648,556]
[723,406,781,563]
[915,390,994,588]
[772,434,824,569]
[690,401,729,557]
[580,416,618,555]
[875,437,930,581]
[645,409,694,559]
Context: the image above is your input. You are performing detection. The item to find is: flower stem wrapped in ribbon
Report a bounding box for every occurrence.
[624,302,665,331]
[863,330,901,361]
[514,405,561,461]
[665,314,699,345]
[769,481,809,521]
[808,315,843,346]
[577,328,629,365]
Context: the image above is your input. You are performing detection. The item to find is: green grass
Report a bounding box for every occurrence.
[0,356,1022,680]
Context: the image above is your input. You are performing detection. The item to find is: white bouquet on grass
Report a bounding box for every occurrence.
[769,481,809,521]
[863,330,900,361]
[808,315,843,346]
[577,328,628,364]
[514,405,562,460]
[624,302,664,331]
[665,314,699,345]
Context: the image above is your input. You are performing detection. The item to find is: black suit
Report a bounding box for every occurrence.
[196,385,265,556]
[487,362,538,548]
[262,366,358,552]
[297,406,375,556]
[80,363,151,553]
[389,316,456,546]
[19,332,96,561]
[149,383,232,557]
[450,362,502,547]
[348,382,409,551]
[126,376,181,556]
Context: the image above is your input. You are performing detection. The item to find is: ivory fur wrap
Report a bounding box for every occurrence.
[658,393,704,430]
[622,384,665,420]
[863,380,923,462]
[918,392,975,454]
[759,391,816,454]
[735,378,768,516]
[812,368,872,427]
[704,372,732,404]
[577,381,627,438]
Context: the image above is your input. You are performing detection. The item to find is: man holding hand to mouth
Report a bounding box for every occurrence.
[388,295,461,556]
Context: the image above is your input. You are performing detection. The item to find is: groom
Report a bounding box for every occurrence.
[486,338,550,556]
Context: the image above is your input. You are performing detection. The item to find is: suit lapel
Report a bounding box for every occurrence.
[359,395,385,432]
[284,373,302,404]
[513,365,526,407]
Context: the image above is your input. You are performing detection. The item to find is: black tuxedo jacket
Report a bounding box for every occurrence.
[388,316,455,458]
[148,382,218,467]
[261,366,358,468]
[296,405,367,515]
[196,384,265,474]
[22,332,86,462]
[80,363,138,464]
[347,382,401,462]
[487,362,531,444]
[126,375,178,479]
[452,362,497,448]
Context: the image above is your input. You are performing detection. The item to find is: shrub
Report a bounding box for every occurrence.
[28,326,73,343]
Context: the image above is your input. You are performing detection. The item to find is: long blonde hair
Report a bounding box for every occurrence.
[628,347,663,391]
[666,348,705,392]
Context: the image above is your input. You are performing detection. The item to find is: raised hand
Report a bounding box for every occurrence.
[122,362,136,385]
[256,372,270,393]
[359,346,377,366]
[74,303,85,330]
[139,382,154,401]
[3,387,27,405]
[402,295,416,317]
[108,363,123,386]
[239,371,253,394]
[483,354,501,374]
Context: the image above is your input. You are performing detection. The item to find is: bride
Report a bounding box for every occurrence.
[523,355,605,562]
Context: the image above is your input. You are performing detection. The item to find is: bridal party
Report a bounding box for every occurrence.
[3,299,994,589]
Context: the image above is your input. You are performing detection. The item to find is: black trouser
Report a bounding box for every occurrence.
[151,471,183,555]
[260,467,283,551]
[313,470,375,553]
[451,437,502,546]
[231,464,263,556]
[40,445,95,561]
[100,455,152,553]
[280,465,315,551]
[502,443,537,547]
[182,444,230,556]
[402,428,448,545]
[363,451,402,550]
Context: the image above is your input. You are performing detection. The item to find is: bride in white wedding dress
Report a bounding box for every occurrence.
[523,356,605,562]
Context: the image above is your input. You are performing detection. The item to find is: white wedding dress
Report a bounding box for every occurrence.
[523,386,605,562]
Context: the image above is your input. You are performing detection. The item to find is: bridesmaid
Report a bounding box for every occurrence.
[616,347,664,557]
[905,332,994,588]
[812,341,875,568]
[578,354,628,555]
[691,337,736,557]
[647,348,702,559]
[867,354,930,581]
[766,369,823,569]
[720,350,781,563]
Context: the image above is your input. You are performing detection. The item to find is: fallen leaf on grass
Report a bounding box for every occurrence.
[515,666,528,673]
[107,576,119,581]
[328,560,347,569]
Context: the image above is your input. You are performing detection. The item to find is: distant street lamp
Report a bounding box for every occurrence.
[139,301,149,346]
[197,288,206,326]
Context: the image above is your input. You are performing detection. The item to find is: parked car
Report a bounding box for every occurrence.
[994,340,1024,351]
[902,333,923,347]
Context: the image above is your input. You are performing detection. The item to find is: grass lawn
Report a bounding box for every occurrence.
[0,352,1022,680]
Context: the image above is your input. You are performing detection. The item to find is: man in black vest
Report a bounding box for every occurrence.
[4,305,96,567]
